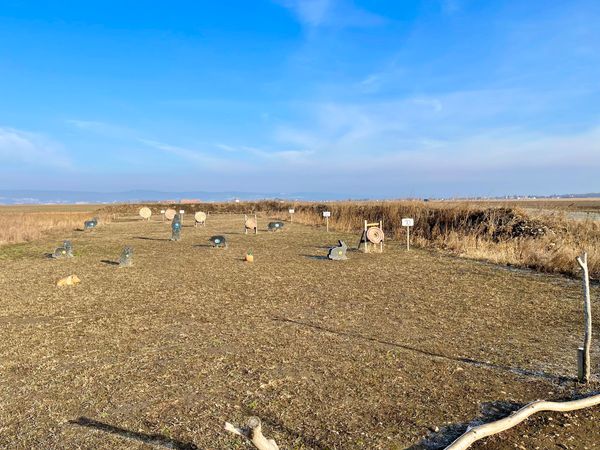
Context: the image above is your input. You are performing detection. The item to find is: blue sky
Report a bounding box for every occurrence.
[1,0,599,198]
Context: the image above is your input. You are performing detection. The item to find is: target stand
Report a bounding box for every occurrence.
[357,220,384,253]
[244,214,258,234]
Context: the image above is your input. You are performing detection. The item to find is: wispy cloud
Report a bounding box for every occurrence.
[276,0,386,29]
[66,119,135,139]
[0,127,72,168]
[137,138,224,167]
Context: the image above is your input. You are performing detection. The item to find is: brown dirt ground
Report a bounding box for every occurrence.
[0,213,599,449]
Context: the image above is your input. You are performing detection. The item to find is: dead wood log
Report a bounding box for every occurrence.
[225,416,279,450]
[445,393,600,450]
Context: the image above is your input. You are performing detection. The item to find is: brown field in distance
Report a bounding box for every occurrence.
[0,212,598,448]
[0,204,110,246]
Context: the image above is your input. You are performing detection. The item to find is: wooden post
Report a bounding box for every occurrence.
[364,220,368,253]
[406,226,410,251]
[379,220,383,253]
[254,213,258,234]
[576,252,592,383]
[244,214,248,234]
[326,216,329,232]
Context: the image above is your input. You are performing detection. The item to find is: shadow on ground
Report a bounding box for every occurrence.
[272,317,574,385]
[100,260,119,266]
[69,417,198,449]
[407,400,523,449]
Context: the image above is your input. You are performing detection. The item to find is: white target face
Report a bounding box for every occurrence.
[323,211,331,217]
[164,209,176,220]
[139,207,152,219]
[195,211,207,222]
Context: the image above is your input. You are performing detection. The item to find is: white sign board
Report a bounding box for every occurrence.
[160,210,165,214]
[323,211,331,218]
[289,208,295,214]
[179,209,185,214]
[402,218,414,227]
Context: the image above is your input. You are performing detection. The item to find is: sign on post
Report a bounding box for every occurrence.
[160,209,165,221]
[323,211,331,232]
[402,218,414,250]
[289,208,295,222]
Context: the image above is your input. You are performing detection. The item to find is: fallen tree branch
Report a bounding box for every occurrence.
[446,393,600,450]
[225,416,279,450]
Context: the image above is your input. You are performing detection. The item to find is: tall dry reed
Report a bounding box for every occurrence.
[0,210,110,246]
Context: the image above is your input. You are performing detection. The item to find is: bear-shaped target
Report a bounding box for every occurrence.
[171,213,182,241]
[52,240,73,259]
[328,240,348,260]
[119,246,133,267]
[209,235,227,248]
[84,217,98,230]
[267,221,285,231]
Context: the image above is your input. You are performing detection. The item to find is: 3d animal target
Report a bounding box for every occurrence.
[171,213,182,241]
[328,240,348,260]
[267,221,285,231]
[119,246,133,267]
[52,240,73,259]
[209,235,227,248]
[84,217,98,230]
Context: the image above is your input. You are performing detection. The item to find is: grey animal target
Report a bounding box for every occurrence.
[171,213,182,241]
[267,221,285,231]
[209,235,227,248]
[328,240,348,260]
[119,246,133,267]
[84,217,98,230]
[52,240,73,259]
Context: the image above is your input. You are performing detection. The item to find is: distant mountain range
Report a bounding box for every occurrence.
[0,190,598,205]
[0,189,340,205]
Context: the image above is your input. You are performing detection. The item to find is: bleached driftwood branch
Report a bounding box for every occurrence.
[445,393,600,450]
[225,416,279,450]
[576,252,592,383]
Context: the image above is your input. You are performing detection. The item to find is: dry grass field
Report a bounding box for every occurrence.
[0,204,110,246]
[0,211,599,449]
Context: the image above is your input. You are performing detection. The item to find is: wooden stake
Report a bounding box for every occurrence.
[406,226,410,251]
[576,252,592,383]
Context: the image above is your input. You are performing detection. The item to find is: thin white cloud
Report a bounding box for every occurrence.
[276,0,386,29]
[137,138,228,168]
[0,127,72,168]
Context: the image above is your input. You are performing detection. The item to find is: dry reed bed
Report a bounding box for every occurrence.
[104,201,600,278]
[0,210,109,246]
